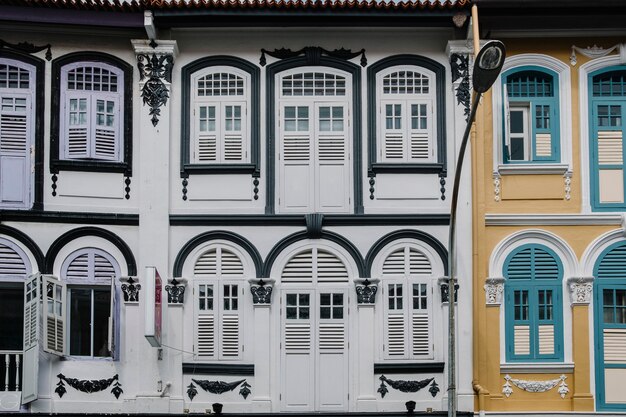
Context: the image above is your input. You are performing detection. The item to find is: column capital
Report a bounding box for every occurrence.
[355,278,379,305]
[249,278,275,305]
[119,276,141,303]
[165,277,187,305]
[484,277,505,306]
[567,276,594,305]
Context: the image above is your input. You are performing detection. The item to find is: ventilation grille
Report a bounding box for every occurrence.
[197,134,217,161]
[387,313,405,356]
[317,250,349,283]
[0,114,27,154]
[197,315,215,356]
[604,329,626,363]
[598,244,626,278]
[224,135,243,161]
[506,247,559,280]
[283,136,310,161]
[384,133,404,159]
[412,313,429,356]
[194,248,244,277]
[514,325,530,355]
[535,133,552,157]
[410,133,429,160]
[319,323,345,350]
[282,250,314,283]
[221,314,240,357]
[0,243,27,276]
[382,247,431,276]
[597,131,623,165]
[67,127,88,157]
[538,324,555,355]
[285,323,311,352]
[318,136,344,161]
[65,252,115,283]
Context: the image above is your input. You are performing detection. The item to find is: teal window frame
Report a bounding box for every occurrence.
[501,66,561,164]
[504,244,564,362]
[589,66,626,211]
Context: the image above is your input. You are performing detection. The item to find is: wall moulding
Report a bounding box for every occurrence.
[502,374,569,398]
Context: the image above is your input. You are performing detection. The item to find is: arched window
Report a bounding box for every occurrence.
[0,57,37,209]
[380,244,434,360]
[193,244,246,360]
[0,237,31,279]
[502,67,560,163]
[589,67,626,210]
[57,248,120,358]
[504,244,563,362]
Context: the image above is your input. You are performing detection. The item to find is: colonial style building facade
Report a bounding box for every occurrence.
[0,0,476,414]
[472,0,626,414]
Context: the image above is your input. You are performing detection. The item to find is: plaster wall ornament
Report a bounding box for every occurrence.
[119,276,140,303]
[567,277,594,305]
[570,44,620,66]
[493,171,501,202]
[354,278,379,305]
[249,278,275,305]
[502,374,569,398]
[564,171,572,201]
[484,277,505,306]
[165,277,187,304]
[131,40,178,127]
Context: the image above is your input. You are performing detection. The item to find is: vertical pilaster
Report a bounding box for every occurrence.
[131,39,178,411]
[568,277,594,411]
[250,280,273,412]
[354,279,378,412]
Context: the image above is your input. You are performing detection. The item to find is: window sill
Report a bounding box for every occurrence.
[369,163,444,175]
[500,362,574,374]
[497,163,570,175]
[182,363,254,375]
[183,164,258,176]
[51,159,130,175]
[374,362,445,374]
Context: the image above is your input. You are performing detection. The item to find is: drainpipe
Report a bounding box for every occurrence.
[472,381,489,417]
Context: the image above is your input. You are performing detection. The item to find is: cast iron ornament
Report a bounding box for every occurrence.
[137,53,174,126]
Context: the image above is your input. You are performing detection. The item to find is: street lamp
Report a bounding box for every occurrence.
[447,40,506,417]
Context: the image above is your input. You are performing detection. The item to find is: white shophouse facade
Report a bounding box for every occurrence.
[0,3,475,414]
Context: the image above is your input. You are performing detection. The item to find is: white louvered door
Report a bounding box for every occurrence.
[278,100,352,214]
[0,93,32,208]
[22,273,40,404]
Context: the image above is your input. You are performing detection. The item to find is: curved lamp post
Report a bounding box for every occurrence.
[447,40,506,417]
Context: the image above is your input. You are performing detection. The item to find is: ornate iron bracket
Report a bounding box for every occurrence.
[450,53,471,122]
[355,278,379,305]
[137,53,174,126]
[55,373,123,399]
[165,277,187,304]
[120,276,141,303]
[439,277,459,303]
[250,278,274,305]
[377,375,439,398]
[1,39,52,61]
[260,46,367,67]
[188,379,251,400]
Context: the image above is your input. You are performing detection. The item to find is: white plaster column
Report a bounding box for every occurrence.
[354,279,378,412]
[130,39,178,412]
[164,278,187,412]
[249,280,273,412]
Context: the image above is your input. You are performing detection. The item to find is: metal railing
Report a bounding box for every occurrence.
[0,350,23,392]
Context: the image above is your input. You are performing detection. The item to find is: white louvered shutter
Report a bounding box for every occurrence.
[411,282,432,358]
[219,283,242,359]
[196,282,215,358]
[282,249,314,284]
[316,249,349,284]
[42,275,66,356]
[381,101,404,161]
[64,94,89,159]
[316,103,350,212]
[408,101,434,162]
[503,84,511,160]
[195,104,217,162]
[0,93,31,207]
[22,273,41,404]
[92,96,120,160]
[280,104,313,211]
[385,281,406,358]
[222,103,246,162]
[108,278,120,360]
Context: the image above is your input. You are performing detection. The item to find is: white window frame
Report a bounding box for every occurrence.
[376,65,436,164]
[190,66,251,164]
[60,247,121,359]
[507,105,532,162]
[491,54,572,175]
[59,62,124,162]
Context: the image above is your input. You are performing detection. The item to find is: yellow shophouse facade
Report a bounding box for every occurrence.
[471,1,626,413]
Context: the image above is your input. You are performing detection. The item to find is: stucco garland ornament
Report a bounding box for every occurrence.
[502,374,569,398]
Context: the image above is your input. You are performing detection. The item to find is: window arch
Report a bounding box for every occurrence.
[192,243,247,360]
[181,57,260,176]
[367,55,446,174]
[504,244,563,362]
[0,237,31,279]
[59,247,120,358]
[501,66,560,164]
[51,52,132,174]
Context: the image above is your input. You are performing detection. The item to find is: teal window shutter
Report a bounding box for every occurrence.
[504,244,564,362]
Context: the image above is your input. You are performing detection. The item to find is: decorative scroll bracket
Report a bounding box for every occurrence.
[132,40,177,127]
[484,277,505,306]
[503,374,569,399]
[55,373,123,399]
[567,276,594,305]
[260,46,367,67]
[355,278,379,305]
[0,39,52,61]
[120,276,141,303]
[249,278,275,305]
[165,277,187,304]
[450,52,471,122]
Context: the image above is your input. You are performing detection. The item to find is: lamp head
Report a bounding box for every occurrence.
[472,40,506,94]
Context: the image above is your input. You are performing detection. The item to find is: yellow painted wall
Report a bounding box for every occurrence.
[471,36,626,412]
